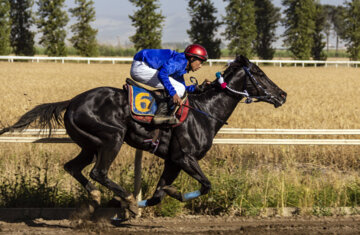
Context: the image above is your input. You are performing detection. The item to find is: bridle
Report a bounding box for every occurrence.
[217,63,273,104]
[185,63,274,125]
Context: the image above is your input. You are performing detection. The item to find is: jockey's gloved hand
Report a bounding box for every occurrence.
[172,94,183,106]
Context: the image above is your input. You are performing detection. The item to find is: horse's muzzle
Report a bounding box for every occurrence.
[273,92,287,108]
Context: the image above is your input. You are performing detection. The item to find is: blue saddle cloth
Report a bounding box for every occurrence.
[128,85,157,116]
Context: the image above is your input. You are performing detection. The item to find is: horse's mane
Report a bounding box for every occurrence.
[224,55,250,75]
[223,55,263,78]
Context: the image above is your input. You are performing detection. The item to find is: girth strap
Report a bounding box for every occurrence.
[144,128,161,153]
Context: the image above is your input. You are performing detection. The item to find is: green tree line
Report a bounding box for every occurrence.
[0,0,360,60]
[0,0,98,57]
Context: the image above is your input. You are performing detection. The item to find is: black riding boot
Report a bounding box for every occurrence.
[152,94,179,125]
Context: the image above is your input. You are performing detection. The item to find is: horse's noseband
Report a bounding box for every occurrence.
[217,63,273,103]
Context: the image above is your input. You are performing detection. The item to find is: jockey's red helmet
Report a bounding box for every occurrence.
[184,44,208,61]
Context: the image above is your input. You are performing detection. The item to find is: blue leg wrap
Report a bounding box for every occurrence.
[183,190,201,201]
[137,199,148,208]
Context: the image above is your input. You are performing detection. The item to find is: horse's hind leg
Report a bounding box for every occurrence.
[89,135,138,215]
[64,148,100,209]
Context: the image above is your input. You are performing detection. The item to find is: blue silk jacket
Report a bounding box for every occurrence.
[133,49,196,97]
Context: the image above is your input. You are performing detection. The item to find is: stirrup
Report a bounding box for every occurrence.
[152,115,179,125]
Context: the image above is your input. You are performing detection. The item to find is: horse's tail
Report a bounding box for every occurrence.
[0,100,70,136]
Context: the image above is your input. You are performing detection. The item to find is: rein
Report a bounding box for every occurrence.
[216,63,272,104]
[181,103,228,125]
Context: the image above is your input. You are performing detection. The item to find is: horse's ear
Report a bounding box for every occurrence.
[235,55,250,67]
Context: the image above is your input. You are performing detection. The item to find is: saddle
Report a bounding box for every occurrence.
[125,78,189,126]
[124,78,190,153]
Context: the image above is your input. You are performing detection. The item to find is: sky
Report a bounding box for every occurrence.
[61,0,344,48]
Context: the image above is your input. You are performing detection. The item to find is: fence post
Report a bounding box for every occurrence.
[134,149,143,202]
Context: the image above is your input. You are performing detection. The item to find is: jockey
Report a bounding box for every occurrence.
[130,44,208,125]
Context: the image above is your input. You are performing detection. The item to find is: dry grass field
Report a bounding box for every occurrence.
[0,61,360,215]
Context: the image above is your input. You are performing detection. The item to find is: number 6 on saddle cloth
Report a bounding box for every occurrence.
[130,85,158,116]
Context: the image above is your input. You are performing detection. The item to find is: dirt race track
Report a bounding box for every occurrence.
[1,215,360,235]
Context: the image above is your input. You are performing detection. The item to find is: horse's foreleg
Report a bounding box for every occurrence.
[138,160,181,207]
[163,155,211,202]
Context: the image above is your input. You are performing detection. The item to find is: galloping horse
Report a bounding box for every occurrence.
[0,55,286,216]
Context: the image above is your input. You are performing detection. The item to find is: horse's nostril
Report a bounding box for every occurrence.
[281,92,287,99]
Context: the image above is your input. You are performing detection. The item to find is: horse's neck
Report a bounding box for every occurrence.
[190,87,241,132]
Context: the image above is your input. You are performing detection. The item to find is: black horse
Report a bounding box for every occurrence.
[0,55,286,215]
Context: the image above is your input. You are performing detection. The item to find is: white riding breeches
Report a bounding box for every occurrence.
[130,60,185,97]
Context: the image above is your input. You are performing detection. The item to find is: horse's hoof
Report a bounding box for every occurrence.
[124,195,139,216]
[110,209,129,223]
[90,190,101,205]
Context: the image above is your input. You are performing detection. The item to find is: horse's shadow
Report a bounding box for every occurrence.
[0,218,72,229]
[24,219,72,229]
[0,217,162,231]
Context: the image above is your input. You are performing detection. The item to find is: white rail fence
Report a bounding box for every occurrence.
[3,128,360,145]
[1,55,359,67]
[2,128,360,202]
